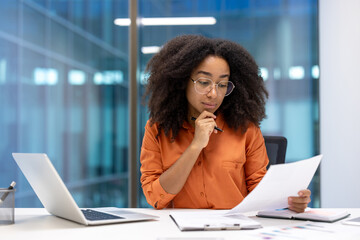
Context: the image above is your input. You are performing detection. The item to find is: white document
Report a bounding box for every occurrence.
[170,210,262,231]
[226,155,323,215]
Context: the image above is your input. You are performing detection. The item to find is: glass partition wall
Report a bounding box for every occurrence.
[0,0,319,208]
[0,0,130,207]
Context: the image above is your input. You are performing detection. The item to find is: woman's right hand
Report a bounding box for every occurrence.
[192,111,219,149]
[158,111,217,195]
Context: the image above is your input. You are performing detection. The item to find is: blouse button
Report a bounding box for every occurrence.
[200,192,204,197]
[160,194,164,198]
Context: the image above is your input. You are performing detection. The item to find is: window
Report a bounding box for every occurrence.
[0,0,129,207]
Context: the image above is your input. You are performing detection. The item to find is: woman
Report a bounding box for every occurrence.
[140,35,310,212]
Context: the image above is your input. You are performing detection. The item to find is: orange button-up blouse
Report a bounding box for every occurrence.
[140,115,269,209]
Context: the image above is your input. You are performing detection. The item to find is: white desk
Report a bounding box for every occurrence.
[2,208,360,240]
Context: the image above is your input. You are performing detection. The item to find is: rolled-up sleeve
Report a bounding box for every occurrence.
[244,125,269,192]
[140,122,176,209]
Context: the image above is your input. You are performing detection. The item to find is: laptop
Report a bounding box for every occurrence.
[12,153,158,225]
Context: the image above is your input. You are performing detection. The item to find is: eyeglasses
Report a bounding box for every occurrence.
[191,77,235,96]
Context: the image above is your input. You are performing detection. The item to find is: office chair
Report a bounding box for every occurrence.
[264,136,287,169]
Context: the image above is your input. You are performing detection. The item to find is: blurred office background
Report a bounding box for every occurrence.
[0,0,320,208]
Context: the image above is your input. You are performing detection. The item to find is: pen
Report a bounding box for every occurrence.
[0,181,16,203]
[191,117,223,132]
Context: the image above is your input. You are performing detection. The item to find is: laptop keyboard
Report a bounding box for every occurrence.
[82,209,124,221]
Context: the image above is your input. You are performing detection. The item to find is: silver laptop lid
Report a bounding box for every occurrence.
[12,153,87,225]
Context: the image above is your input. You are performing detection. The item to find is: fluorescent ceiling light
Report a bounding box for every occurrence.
[312,65,320,79]
[141,46,162,54]
[115,18,131,26]
[69,70,86,85]
[34,68,58,85]
[289,66,305,80]
[0,59,6,84]
[260,67,269,81]
[114,17,216,26]
[93,71,124,85]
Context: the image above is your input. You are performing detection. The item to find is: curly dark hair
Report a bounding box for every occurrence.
[144,35,268,139]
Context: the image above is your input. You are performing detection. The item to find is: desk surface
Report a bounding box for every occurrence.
[2,208,360,240]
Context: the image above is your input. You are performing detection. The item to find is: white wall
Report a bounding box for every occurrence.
[320,0,360,207]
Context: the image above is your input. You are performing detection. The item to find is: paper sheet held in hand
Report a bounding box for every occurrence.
[226,155,322,215]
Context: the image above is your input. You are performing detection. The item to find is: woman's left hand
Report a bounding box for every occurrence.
[288,189,311,213]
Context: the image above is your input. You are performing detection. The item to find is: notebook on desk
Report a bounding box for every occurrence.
[257,208,350,223]
[12,153,158,226]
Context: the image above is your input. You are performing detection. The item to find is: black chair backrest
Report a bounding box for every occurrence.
[264,136,287,169]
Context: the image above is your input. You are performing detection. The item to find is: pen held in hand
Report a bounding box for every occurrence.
[191,117,223,132]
